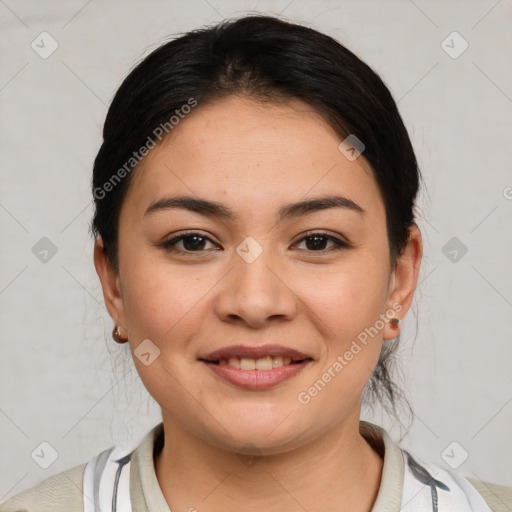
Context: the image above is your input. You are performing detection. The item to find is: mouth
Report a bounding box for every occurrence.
[198,344,314,390]
[199,355,312,370]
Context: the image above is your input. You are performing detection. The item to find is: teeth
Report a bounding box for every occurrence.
[240,358,256,370]
[256,356,273,370]
[220,356,293,370]
[228,357,240,369]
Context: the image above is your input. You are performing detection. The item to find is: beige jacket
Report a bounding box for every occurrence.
[1,422,510,511]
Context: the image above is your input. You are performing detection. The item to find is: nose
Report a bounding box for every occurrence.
[214,244,298,328]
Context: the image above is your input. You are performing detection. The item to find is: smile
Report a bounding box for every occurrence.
[214,355,296,369]
[198,343,314,389]
[200,357,313,390]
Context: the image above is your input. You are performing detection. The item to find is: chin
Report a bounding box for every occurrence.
[218,430,302,457]
[202,410,306,453]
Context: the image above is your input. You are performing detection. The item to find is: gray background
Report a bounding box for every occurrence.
[1,0,511,499]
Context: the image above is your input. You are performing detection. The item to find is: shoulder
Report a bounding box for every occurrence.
[360,423,512,512]
[401,448,512,512]
[465,477,512,512]
[0,427,159,512]
[0,462,86,512]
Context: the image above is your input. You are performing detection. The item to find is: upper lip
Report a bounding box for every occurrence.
[199,344,313,362]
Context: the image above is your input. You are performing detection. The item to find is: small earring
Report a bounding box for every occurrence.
[390,318,400,328]
[112,325,128,344]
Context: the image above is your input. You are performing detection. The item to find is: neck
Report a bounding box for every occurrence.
[154,413,384,512]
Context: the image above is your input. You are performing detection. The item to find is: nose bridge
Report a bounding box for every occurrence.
[215,235,296,325]
[236,236,278,293]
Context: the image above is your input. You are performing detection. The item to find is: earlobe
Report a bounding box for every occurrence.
[93,237,126,330]
[383,223,422,341]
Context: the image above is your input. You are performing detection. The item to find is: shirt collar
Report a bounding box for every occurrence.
[130,421,404,512]
[360,420,404,511]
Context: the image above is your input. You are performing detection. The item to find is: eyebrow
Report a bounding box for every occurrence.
[144,194,365,222]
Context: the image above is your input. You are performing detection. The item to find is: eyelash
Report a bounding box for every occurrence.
[159,230,349,255]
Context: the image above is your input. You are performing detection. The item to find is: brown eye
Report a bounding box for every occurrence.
[161,232,217,254]
[159,230,349,256]
[293,231,349,252]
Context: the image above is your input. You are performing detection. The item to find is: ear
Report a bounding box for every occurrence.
[383,223,422,341]
[94,237,127,333]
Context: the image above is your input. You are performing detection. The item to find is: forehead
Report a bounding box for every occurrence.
[121,95,383,224]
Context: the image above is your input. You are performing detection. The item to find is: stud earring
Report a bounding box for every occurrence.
[112,325,128,344]
[390,317,400,328]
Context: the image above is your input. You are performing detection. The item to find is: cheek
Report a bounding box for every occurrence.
[295,251,390,400]
[121,253,213,344]
[119,257,213,415]
[300,252,390,342]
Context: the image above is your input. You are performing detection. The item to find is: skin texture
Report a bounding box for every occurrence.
[94,95,422,511]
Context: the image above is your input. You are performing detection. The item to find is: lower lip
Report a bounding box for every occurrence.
[201,360,311,390]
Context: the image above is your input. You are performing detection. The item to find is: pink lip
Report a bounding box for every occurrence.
[202,359,312,390]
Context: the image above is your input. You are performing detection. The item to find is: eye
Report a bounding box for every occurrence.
[159,230,349,255]
[293,231,349,253]
[160,231,218,254]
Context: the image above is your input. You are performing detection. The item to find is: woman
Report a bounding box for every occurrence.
[1,14,510,512]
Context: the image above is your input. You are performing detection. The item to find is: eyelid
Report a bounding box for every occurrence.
[159,229,350,254]
[161,230,219,252]
[294,229,350,246]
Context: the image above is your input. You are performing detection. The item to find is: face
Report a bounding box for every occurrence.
[95,95,421,454]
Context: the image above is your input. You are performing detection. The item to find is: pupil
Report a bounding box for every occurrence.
[307,235,326,250]
[184,235,205,251]
[182,235,328,251]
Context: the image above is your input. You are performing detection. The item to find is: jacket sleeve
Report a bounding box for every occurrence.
[0,463,86,512]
